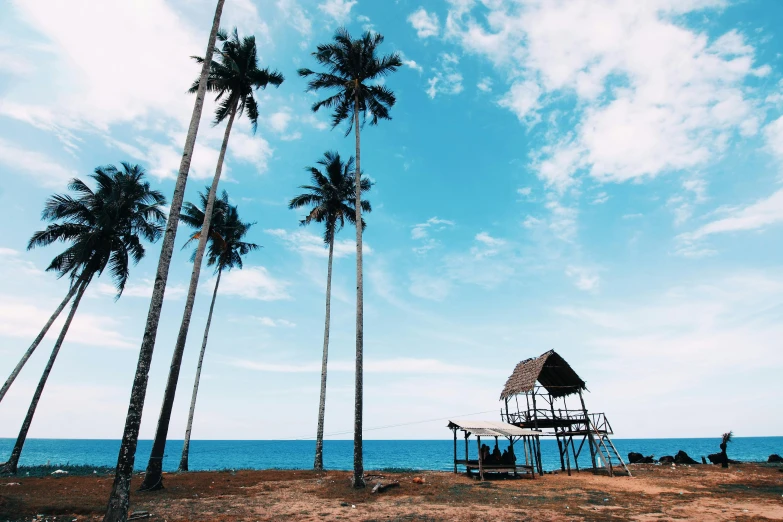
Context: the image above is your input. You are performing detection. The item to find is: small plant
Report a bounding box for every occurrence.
[719,430,733,468]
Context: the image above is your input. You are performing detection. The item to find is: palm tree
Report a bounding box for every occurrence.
[289,151,371,471]
[298,28,400,487]
[177,189,259,472]
[0,164,166,475]
[140,27,283,491]
[105,3,225,519]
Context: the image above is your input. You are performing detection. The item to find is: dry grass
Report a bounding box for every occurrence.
[1,463,781,521]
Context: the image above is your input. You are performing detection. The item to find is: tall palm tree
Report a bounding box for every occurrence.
[105,2,225,519]
[0,164,166,475]
[140,27,283,491]
[298,28,400,487]
[289,151,371,471]
[176,189,259,472]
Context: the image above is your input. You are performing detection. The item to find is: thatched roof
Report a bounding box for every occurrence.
[499,350,586,399]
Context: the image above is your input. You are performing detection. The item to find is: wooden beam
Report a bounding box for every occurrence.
[578,389,598,470]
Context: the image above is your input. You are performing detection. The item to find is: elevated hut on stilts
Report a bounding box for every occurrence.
[499,350,631,477]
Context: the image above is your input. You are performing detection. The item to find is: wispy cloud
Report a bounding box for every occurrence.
[228,357,497,375]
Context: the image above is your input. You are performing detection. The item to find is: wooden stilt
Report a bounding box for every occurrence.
[531,390,543,476]
[453,428,457,473]
[550,394,566,471]
[477,436,484,481]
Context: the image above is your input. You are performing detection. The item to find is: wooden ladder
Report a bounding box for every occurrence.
[589,419,632,477]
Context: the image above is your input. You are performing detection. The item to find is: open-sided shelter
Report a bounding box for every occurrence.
[447,420,539,480]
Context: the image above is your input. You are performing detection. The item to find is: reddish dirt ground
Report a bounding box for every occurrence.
[1,463,782,521]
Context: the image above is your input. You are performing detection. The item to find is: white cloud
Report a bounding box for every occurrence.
[477,77,493,93]
[591,192,609,205]
[0,295,136,349]
[498,81,540,122]
[565,265,600,291]
[4,0,200,131]
[764,115,783,163]
[277,0,313,37]
[93,279,186,301]
[317,0,356,23]
[426,53,463,99]
[266,228,369,258]
[679,188,783,243]
[517,187,532,197]
[553,272,783,435]
[410,217,454,254]
[230,357,494,375]
[357,14,373,32]
[302,113,329,131]
[211,266,290,301]
[668,178,708,226]
[402,58,424,73]
[268,110,292,133]
[408,7,440,38]
[471,232,506,259]
[253,316,296,328]
[0,138,76,188]
[281,131,303,141]
[446,1,769,189]
[228,132,274,174]
[408,273,451,301]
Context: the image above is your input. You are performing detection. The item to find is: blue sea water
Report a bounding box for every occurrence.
[1,437,780,472]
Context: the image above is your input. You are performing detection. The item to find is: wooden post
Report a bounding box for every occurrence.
[578,389,598,470]
[530,390,543,476]
[504,397,510,423]
[477,436,484,481]
[465,431,469,463]
[510,437,518,477]
[453,428,457,474]
[550,394,566,472]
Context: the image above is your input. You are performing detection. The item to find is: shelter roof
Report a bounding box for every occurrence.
[447,419,540,438]
[499,350,586,400]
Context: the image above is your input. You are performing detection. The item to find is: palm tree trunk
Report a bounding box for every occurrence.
[352,89,365,488]
[104,1,225,519]
[314,237,335,471]
[140,103,237,492]
[0,278,89,475]
[178,268,222,473]
[0,281,80,405]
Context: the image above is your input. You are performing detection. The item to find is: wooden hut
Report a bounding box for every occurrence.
[499,350,630,477]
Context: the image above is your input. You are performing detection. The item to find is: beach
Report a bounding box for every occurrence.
[2,462,782,521]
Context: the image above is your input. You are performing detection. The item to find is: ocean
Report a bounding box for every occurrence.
[1,437,781,472]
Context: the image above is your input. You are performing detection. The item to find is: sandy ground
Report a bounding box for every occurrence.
[1,463,782,521]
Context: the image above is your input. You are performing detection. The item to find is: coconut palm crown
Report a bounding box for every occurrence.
[180,188,260,272]
[297,27,402,134]
[28,163,166,296]
[190,27,284,131]
[289,151,372,242]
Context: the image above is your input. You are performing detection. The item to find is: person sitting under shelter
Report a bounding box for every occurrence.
[480,444,491,463]
[491,443,502,463]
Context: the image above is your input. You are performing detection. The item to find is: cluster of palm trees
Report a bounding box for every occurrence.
[0,1,401,520]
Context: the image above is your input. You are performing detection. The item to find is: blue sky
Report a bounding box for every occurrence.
[0,0,782,442]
